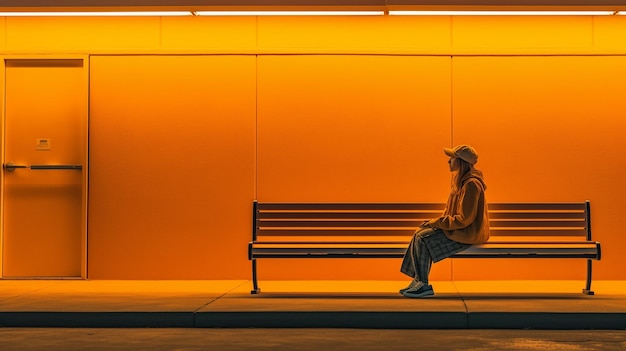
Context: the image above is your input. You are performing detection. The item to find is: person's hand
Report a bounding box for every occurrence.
[419,221,431,228]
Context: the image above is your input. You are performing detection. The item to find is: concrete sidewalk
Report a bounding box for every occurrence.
[0,280,625,329]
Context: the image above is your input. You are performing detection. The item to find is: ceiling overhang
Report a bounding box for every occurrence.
[1,0,625,12]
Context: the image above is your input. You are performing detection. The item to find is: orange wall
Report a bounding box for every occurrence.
[257,55,452,280]
[88,55,256,279]
[451,56,626,280]
[257,55,451,202]
[1,14,625,280]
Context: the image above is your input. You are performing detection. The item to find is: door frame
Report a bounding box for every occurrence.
[0,55,89,279]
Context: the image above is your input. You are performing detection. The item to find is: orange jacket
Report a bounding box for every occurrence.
[427,170,490,244]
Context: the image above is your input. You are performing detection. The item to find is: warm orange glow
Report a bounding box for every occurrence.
[88,56,256,279]
[257,55,451,203]
[195,11,385,16]
[1,10,622,17]
[451,55,626,280]
[0,14,624,281]
[0,11,192,16]
[389,10,617,15]
[0,11,386,17]
[3,60,87,277]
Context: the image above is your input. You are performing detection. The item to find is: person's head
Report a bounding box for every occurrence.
[444,145,478,167]
[444,145,479,192]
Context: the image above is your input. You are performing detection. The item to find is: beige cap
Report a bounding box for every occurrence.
[444,145,478,165]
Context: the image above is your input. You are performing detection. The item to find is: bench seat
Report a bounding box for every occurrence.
[250,241,601,259]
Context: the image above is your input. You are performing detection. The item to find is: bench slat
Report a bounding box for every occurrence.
[257,211,586,220]
[258,212,440,219]
[489,220,586,228]
[488,212,586,219]
[252,240,596,245]
[260,220,426,228]
[259,219,586,228]
[488,203,586,211]
[259,212,587,220]
[258,228,589,237]
[490,228,588,236]
[258,203,446,211]
[259,203,587,211]
[257,229,419,236]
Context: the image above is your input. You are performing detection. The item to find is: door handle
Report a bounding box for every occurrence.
[31,165,83,170]
[4,162,82,172]
[4,162,28,172]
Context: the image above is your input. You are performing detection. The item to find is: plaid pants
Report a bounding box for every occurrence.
[400,228,470,283]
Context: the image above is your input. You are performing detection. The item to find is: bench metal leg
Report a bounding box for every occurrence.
[251,259,261,294]
[583,259,594,295]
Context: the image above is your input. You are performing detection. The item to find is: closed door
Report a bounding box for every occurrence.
[2,58,88,278]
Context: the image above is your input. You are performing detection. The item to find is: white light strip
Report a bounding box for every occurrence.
[389,11,617,16]
[195,11,385,16]
[0,10,620,17]
[0,11,192,17]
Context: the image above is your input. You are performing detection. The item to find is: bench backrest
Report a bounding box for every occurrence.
[253,201,591,242]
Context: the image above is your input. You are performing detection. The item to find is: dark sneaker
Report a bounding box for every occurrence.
[399,280,420,294]
[402,283,434,298]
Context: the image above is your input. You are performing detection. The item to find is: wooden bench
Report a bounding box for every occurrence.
[248,201,601,295]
